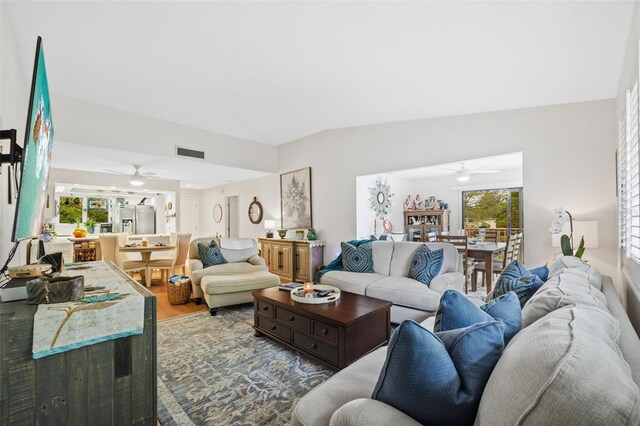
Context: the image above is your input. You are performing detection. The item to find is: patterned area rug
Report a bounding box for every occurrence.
[157,304,337,426]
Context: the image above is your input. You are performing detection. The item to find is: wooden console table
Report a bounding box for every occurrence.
[0,262,157,425]
[258,238,324,283]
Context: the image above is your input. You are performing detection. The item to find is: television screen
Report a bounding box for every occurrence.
[12,37,54,242]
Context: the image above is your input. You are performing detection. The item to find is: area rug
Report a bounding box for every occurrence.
[157,304,337,426]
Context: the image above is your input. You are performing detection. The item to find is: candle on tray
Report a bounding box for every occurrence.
[304,282,314,297]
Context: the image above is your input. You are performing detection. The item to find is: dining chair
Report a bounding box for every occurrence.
[471,232,523,292]
[99,234,147,278]
[476,229,498,243]
[436,235,472,293]
[148,233,192,282]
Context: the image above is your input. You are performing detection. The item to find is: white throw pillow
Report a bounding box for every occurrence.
[522,284,607,328]
[476,306,640,425]
[557,266,603,290]
[543,273,607,306]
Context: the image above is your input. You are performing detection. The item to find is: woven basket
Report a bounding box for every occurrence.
[168,279,191,305]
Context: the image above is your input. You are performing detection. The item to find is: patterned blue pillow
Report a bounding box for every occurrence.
[433,289,521,345]
[198,242,227,268]
[491,275,539,308]
[409,245,443,286]
[495,260,544,289]
[341,242,374,273]
[529,265,549,282]
[372,320,504,425]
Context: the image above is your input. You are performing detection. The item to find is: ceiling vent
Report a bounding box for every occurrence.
[176,146,205,160]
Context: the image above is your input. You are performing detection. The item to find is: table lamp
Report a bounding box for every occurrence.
[264,220,276,238]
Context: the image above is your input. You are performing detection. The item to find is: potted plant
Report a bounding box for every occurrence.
[549,208,586,258]
[84,219,97,234]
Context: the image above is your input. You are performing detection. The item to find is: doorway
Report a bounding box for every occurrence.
[226,196,239,238]
[180,198,198,236]
[462,187,523,242]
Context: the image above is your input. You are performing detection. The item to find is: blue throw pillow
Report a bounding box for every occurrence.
[372,320,504,425]
[529,265,549,282]
[491,275,539,308]
[495,260,544,289]
[198,242,227,268]
[434,289,521,345]
[408,245,443,286]
[341,242,374,273]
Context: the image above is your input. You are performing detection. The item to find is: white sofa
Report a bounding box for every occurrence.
[188,237,279,315]
[292,262,640,426]
[320,241,464,322]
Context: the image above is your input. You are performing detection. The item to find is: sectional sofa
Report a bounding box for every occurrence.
[294,257,640,425]
[319,241,464,322]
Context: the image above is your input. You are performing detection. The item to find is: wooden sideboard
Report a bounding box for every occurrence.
[258,238,324,283]
[0,263,157,425]
[404,209,451,242]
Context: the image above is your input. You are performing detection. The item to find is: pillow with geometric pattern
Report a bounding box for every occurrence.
[490,275,540,308]
[198,241,227,268]
[341,241,374,273]
[409,245,443,286]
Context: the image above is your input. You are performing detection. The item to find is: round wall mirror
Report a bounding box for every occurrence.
[213,203,223,223]
[248,197,263,224]
[377,192,385,204]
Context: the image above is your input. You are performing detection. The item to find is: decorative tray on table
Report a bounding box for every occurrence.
[290,284,341,304]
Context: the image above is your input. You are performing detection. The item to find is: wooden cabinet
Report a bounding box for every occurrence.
[258,238,324,283]
[0,262,157,425]
[404,210,451,242]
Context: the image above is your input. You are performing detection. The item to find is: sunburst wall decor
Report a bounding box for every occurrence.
[368,178,394,220]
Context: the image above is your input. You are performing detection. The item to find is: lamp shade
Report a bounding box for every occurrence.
[264,219,276,230]
[551,220,598,248]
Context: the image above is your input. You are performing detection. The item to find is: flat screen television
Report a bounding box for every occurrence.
[12,36,54,242]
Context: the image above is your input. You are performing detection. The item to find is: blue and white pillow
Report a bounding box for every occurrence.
[198,241,227,268]
[341,242,374,273]
[409,245,443,286]
[372,320,505,425]
[434,289,521,345]
[495,260,544,289]
[491,275,539,308]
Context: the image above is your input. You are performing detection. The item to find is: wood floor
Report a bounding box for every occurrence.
[130,271,207,320]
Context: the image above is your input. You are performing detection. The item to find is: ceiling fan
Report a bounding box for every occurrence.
[104,164,158,186]
[441,162,500,182]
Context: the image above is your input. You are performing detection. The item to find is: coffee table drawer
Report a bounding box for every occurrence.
[257,300,274,318]
[257,316,291,342]
[275,307,310,332]
[293,332,339,365]
[312,321,338,345]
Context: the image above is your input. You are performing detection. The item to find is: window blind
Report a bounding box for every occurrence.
[619,112,627,250]
[628,79,640,260]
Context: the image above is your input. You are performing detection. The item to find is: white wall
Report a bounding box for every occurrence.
[0,3,28,266]
[199,174,279,240]
[278,100,617,278]
[616,0,640,331]
[52,95,278,174]
[356,174,411,238]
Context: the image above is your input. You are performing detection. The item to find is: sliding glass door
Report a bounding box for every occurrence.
[462,188,523,243]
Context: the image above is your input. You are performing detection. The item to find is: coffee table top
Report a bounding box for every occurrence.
[253,287,391,326]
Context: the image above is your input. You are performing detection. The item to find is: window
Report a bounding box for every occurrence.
[59,196,84,224]
[619,111,627,250]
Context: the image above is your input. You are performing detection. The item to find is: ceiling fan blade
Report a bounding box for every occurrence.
[469,170,500,174]
[104,169,131,175]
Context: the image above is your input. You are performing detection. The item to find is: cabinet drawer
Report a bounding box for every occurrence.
[257,315,291,342]
[275,307,310,333]
[257,300,274,318]
[293,332,339,365]
[312,321,338,345]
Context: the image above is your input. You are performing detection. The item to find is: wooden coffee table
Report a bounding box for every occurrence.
[253,287,391,369]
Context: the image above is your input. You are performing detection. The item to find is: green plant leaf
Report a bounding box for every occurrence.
[560,234,573,256]
[575,236,585,258]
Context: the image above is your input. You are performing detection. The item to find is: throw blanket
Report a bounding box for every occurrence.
[32,261,145,359]
[315,238,376,282]
[220,238,254,250]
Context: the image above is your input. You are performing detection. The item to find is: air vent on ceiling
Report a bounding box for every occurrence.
[176,146,205,159]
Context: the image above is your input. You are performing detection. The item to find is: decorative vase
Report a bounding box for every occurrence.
[87,227,95,234]
[307,228,317,241]
[277,229,287,239]
[42,230,53,243]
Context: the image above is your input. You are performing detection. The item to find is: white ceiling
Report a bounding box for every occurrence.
[6,1,634,145]
[391,152,522,180]
[51,141,271,189]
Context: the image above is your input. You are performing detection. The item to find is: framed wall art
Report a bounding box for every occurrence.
[280,167,312,229]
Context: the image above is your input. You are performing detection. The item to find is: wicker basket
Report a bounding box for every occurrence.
[167,279,191,305]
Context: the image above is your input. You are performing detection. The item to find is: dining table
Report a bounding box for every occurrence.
[119,245,176,287]
[462,242,507,293]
